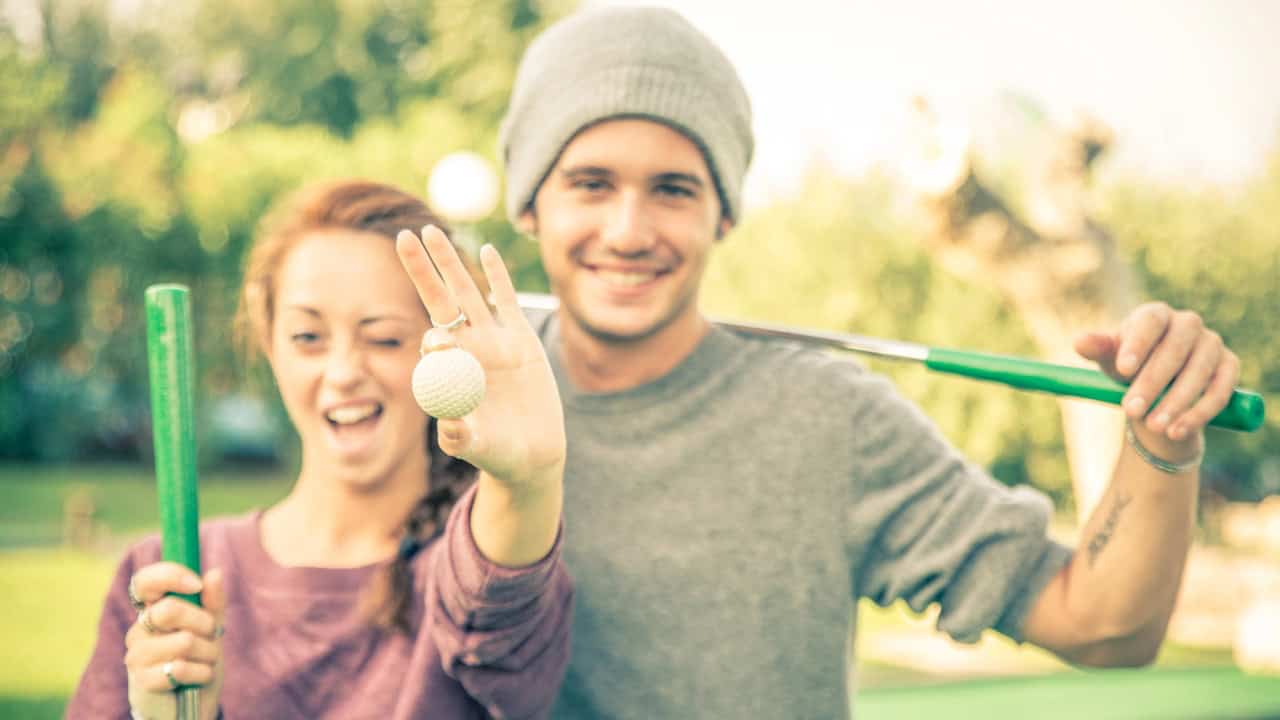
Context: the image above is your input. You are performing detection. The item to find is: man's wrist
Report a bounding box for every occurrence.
[1125,420,1203,474]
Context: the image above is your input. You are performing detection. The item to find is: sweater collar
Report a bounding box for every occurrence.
[542,311,744,414]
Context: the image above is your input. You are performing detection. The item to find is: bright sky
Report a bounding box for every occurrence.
[591,0,1280,208]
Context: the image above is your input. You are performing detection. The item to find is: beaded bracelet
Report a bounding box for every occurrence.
[1124,420,1203,474]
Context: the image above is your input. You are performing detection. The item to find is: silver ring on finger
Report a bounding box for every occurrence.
[162,660,180,690]
[432,309,467,332]
[126,577,145,611]
[214,624,226,639]
[139,607,161,634]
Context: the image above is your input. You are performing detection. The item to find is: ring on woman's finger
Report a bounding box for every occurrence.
[139,607,161,634]
[431,309,467,332]
[162,660,180,690]
[126,577,145,611]
[214,624,226,639]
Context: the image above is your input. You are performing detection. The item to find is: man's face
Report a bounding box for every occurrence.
[522,118,731,346]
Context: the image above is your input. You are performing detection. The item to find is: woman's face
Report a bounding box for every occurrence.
[266,229,430,490]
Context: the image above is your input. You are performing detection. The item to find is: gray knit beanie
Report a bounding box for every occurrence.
[499,6,754,224]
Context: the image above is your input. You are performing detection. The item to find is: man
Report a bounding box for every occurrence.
[497,6,1240,718]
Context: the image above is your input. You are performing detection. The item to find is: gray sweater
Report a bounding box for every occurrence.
[534,310,1072,719]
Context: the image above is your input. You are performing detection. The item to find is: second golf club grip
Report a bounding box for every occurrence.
[145,285,203,601]
[925,348,1266,432]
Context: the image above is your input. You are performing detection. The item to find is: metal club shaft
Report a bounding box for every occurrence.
[515,292,929,362]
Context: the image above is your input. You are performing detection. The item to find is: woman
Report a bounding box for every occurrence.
[67,180,572,719]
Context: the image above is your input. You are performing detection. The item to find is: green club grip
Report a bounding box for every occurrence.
[145,285,202,605]
[925,347,1266,433]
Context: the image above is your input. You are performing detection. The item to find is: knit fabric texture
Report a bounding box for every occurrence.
[499,6,753,223]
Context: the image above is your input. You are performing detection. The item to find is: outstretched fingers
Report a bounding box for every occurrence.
[479,244,525,330]
[396,229,457,328]
[419,225,493,330]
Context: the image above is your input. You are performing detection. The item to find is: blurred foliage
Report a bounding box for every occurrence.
[1,0,1276,506]
[1099,160,1280,502]
[704,160,1280,507]
[0,0,561,462]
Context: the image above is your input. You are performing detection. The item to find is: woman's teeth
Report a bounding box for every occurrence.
[327,403,380,425]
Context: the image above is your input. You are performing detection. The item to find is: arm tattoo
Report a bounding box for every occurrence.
[1086,492,1132,567]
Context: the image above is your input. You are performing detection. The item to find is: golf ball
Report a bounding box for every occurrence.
[412,348,485,419]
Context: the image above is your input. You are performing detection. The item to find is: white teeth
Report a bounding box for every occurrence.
[327,403,379,425]
[597,270,657,287]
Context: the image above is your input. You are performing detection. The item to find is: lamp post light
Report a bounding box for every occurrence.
[427,151,500,257]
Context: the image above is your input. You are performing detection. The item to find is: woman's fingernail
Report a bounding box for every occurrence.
[1120,353,1138,373]
[183,577,204,593]
[1125,395,1146,414]
[1152,413,1171,430]
[1169,424,1186,440]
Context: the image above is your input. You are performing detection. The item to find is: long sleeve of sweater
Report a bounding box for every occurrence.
[845,371,1072,643]
[429,485,575,719]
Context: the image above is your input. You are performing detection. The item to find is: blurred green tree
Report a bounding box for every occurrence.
[0,0,564,461]
[1101,149,1280,502]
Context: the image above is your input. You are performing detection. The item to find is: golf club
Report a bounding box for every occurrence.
[516,292,1265,433]
[145,284,203,720]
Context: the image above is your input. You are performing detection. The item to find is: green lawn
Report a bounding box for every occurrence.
[0,549,116,698]
[1,463,294,718]
[0,463,294,547]
[858,667,1280,719]
[4,463,1279,719]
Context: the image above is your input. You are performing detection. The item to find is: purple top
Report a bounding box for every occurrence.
[67,486,573,719]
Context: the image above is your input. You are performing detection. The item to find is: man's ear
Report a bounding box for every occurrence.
[716,217,733,241]
[516,210,538,238]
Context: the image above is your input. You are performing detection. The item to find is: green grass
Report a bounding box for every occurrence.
[857,667,1280,719]
[0,550,115,697]
[3,463,1278,719]
[0,462,292,718]
[0,462,293,546]
[0,698,69,720]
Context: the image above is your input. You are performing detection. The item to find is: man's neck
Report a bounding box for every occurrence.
[558,309,710,394]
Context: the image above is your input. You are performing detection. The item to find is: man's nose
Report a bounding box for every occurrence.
[600,192,656,256]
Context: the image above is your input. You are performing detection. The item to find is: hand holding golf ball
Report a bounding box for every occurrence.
[395,225,565,488]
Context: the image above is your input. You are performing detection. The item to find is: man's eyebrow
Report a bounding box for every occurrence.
[560,167,706,188]
[652,172,705,188]
[560,166,614,180]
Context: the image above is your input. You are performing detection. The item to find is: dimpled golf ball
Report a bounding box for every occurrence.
[412,348,485,419]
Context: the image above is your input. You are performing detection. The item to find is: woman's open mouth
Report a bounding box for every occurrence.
[324,402,384,453]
